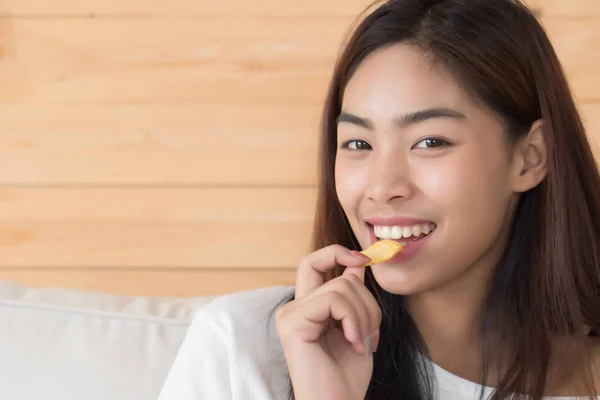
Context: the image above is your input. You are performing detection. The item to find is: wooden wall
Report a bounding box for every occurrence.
[0,0,598,297]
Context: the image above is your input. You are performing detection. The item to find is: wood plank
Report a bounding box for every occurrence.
[0,269,297,297]
[0,188,316,268]
[0,104,319,185]
[0,18,344,105]
[0,18,597,104]
[0,0,374,17]
[540,18,600,102]
[581,103,600,158]
[527,0,600,17]
[2,0,597,17]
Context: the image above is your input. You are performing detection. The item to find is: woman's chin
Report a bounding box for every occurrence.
[371,266,431,296]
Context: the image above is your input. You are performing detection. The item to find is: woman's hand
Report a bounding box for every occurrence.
[275,245,382,400]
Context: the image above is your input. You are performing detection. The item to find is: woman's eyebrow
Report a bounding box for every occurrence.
[337,107,467,129]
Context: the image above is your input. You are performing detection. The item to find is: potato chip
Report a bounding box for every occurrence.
[360,239,403,266]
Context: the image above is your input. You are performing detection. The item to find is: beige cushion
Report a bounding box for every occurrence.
[0,280,215,400]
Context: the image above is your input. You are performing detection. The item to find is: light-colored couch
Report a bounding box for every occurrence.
[0,280,216,400]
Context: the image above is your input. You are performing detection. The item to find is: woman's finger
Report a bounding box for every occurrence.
[296,290,363,346]
[342,273,382,339]
[297,274,380,350]
[295,245,370,299]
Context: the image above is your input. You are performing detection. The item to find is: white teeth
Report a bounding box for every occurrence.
[422,224,431,235]
[412,225,422,237]
[373,225,380,237]
[381,226,391,238]
[373,223,436,240]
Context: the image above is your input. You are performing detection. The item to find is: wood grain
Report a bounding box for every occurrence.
[2,0,597,17]
[0,269,297,297]
[0,18,597,104]
[0,104,319,185]
[527,0,600,17]
[0,18,343,105]
[582,103,600,157]
[0,188,316,268]
[541,19,600,102]
[0,0,374,17]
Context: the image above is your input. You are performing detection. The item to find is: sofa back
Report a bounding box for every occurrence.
[0,281,214,400]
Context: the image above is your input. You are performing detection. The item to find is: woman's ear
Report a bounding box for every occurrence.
[511,119,549,192]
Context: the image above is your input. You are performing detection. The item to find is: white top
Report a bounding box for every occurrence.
[158,286,597,400]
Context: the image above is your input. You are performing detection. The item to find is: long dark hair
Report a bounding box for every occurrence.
[278,0,600,398]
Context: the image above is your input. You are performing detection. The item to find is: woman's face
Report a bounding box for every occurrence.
[335,43,524,295]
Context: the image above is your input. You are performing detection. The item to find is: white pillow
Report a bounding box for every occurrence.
[0,280,214,400]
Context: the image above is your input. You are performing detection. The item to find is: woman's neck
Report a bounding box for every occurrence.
[405,254,502,384]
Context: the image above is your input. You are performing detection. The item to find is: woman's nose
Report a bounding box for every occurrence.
[364,154,414,203]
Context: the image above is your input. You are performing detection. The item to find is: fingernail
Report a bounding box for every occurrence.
[364,335,372,356]
[351,250,371,263]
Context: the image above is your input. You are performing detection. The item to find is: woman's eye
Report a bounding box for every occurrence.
[342,140,372,150]
[413,137,451,149]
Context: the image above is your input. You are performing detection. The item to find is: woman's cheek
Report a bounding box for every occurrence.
[335,158,370,205]
[416,160,470,206]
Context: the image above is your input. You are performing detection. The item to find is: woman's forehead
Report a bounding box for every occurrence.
[341,44,472,118]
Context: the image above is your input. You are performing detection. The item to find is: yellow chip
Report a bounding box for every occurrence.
[360,239,403,266]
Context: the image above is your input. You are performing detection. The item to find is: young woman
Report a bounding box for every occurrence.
[158,0,600,399]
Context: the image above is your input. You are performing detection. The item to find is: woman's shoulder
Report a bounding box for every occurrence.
[190,285,296,355]
[196,285,295,335]
[201,285,295,318]
[158,285,296,400]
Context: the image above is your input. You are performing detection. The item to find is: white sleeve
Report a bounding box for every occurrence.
[157,287,294,400]
[157,307,233,400]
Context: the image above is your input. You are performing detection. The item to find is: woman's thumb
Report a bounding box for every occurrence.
[342,251,370,282]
